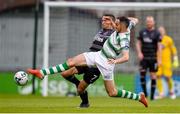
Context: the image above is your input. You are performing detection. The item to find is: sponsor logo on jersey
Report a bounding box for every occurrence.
[143,37,152,43]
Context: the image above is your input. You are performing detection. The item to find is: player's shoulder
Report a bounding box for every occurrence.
[108,29,116,35]
[118,32,130,40]
[152,28,160,34]
[139,28,148,35]
[166,35,172,39]
[152,29,161,38]
[111,30,117,35]
[110,31,121,39]
[139,28,146,32]
[99,29,115,35]
[164,35,173,42]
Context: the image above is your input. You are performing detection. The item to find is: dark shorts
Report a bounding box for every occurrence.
[139,59,158,72]
[75,66,100,84]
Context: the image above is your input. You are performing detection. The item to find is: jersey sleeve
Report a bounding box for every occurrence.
[120,37,130,51]
[169,37,177,55]
[128,21,136,30]
[161,38,168,48]
[137,30,143,40]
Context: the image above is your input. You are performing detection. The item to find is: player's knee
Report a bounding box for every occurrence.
[151,75,156,79]
[165,77,171,81]
[60,72,67,77]
[77,87,84,94]
[67,58,75,67]
[157,75,161,79]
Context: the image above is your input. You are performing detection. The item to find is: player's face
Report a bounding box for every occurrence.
[115,19,121,32]
[146,17,155,30]
[158,27,166,36]
[101,16,112,29]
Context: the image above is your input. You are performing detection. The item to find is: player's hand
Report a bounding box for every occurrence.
[158,60,162,67]
[173,56,179,68]
[108,59,116,64]
[109,17,116,29]
[128,17,139,24]
[138,53,144,61]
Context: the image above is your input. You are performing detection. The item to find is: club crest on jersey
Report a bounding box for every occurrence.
[143,32,147,35]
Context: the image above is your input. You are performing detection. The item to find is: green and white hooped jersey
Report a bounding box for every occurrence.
[101,21,135,59]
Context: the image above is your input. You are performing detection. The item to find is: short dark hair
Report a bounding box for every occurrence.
[117,16,130,28]
[103,14,115,22]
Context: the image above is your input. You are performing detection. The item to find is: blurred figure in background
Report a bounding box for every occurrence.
[136,16,162,100]
[156,26,179,99]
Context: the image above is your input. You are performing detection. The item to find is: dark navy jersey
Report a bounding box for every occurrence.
[138,28,161,59]
[89,29,115,51]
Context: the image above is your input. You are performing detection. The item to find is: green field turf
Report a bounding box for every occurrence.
[0,94,180,113]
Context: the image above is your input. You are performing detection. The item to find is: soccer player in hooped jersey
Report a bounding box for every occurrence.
[28,16,148,107]
[61,14,115,108]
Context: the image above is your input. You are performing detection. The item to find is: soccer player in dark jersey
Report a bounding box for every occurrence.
[136,16,162,100]
[60,14,115,108]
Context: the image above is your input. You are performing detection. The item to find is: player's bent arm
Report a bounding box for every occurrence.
[108,50,129,64]
[128,17,139,25]
[136,40,142,55]
[168,38,179,67]
[171,44,179,68]
[157,42,162,66]
[115,50,129,64]
[170,38,178,56]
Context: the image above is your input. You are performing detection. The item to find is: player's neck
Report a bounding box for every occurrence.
[147,27,154,31]
[103,28,112,31]
[119,28,128,33]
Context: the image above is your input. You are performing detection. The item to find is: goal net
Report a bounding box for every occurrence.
[42,1,180,96]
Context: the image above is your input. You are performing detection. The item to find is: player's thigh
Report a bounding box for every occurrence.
[68,53,87,66]
[163,66,172,77]
[95,53,115,80]
[83,68,100,84]
[156,66,163,77]
[83,52,96,66]
[61,67,78,77]
[149,60,158,79]
[139,59,147,72]
[76,66,88,74]
[104,80,117,97]
[150,72,156,79]
[149,59,158,73]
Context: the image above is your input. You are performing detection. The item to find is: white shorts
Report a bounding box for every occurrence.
[83,51,115,80]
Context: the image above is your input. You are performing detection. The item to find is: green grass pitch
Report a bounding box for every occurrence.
[0,94,180,113]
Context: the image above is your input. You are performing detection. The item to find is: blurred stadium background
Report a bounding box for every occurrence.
[0,0,180,102]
